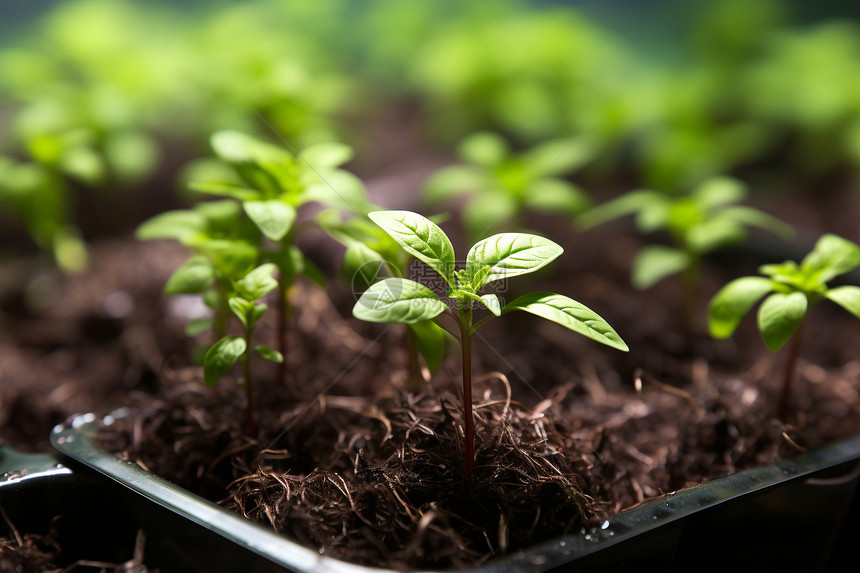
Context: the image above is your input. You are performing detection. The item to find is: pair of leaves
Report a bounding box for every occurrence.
[367,210,563,292]
[353,211,628,353]
[709,234,860,351]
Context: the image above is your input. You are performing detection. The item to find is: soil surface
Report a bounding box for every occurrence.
[3,178,859,569]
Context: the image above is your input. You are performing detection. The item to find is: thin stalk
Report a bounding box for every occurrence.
[242,328,257,437]
[457,304,475,477]
[680,253,700,335]
[277,279,291,395]
[778,319,805,421]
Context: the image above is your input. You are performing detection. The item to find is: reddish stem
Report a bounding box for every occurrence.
[778,319,804,421]
[457,306,475,477]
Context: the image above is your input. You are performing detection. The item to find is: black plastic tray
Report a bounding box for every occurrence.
[43,412,860,572]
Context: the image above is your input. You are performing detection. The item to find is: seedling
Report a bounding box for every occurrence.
[423,131,593,239]
[352,210,628,476]
[579,176,792,329]
[204,263,283,436]
[189,130,369,387]
[709,234,860,419]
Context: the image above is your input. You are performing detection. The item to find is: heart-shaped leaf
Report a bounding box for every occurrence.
[353,278,446,324]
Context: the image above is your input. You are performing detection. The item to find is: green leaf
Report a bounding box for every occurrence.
[709,276,774,338]
[502,292,628,351]
[53,226,88,274]
[686,218,745,254]
[184,317,212,337]
[422,165,488,204]
[243,199,296,241]
[826,285,860,320]
[228,296,254,328]
[461,192,517,238]
[480,293,502,316]
[408,320,452,374]
[466,233,563,288]
[353,278,446,324]
[631,246,690,289]
[691,176,746,210]
[104,131,158,182]
[458,132,508,167]
[255,344,284,363]
[522,179,591,216]
[521,135,598,177]
[189,180,260,201]
[136,210,205,241]
[60,146,105,185]
[203,336,246,388]
[342,242,388,290]
[195,239,257,279]
[368,211,456,288]
[236,263,279,301]
[577,190,667,231]
[211,130,291,166]
[757,292,808,351]
[301,169,369,213]
[801,234,860,283]
[715,206,794,239]
[164,256,214,295]
[300,142,353,169]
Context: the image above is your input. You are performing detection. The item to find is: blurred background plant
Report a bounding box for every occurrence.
[2,0,860,272]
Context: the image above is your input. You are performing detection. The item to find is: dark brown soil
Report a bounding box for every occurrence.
[2,183,860,569]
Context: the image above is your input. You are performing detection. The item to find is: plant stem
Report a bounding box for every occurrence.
[277,280,290,395]
[778,319,805,421]
[457,304,475,477]
[242,328,257,437]
[681,254,700,335]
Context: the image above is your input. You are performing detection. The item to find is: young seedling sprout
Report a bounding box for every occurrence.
[352,210,628,477]
[709,234,860,420]
[423,131,594,239]
[205,263,283,436]
[579,176,793,330]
